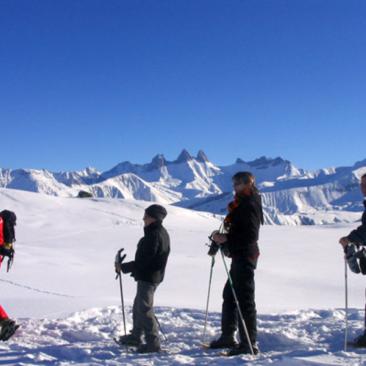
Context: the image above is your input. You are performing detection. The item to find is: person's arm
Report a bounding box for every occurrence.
[120,261,135,274]
[347,214,366,246]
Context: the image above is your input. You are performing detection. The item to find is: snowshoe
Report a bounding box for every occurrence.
[136,343,161,354]
[221,343,259,356]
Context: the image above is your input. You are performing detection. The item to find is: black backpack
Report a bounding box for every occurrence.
[0,210,16,243]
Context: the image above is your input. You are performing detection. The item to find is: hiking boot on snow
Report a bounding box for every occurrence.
[352,332,366,347]
[226,342,259,356]
[116,333,142,347]
[0,319,19,342]
[136,342,161,353]
[209,335,237,349]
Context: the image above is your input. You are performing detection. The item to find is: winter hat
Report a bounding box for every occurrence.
[145,204,167,221]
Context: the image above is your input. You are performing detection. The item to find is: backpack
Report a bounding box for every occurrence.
[0,210,16,272]
[0,210,16,245]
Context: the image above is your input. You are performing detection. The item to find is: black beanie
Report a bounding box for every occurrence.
[145,204,167,221]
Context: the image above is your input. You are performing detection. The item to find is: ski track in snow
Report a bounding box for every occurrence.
[1,306,366,365]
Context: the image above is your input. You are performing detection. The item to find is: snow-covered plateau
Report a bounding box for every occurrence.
[1,188,366,365]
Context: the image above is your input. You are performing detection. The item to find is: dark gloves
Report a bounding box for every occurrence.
[0,245,14,258]
[121,261,135,274]
[345,244,366,275]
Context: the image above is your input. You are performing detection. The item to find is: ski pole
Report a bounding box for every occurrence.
[344,257,349,351]
[118,273,127,336]
[202,255,215,343]
[220,249,255,356]
[154,314,168,342]
[115,248,127,336]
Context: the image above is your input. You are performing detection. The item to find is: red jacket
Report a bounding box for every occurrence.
[0,217,4,245]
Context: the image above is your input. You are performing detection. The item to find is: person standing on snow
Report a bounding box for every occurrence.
[115,204,170,353]
[208,172,263,356]
[0,209,19,341]
[339,172,366,346]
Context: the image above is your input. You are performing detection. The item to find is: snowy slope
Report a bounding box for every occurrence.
[1,188,366,365]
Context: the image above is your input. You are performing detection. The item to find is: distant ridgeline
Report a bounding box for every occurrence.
[1,149,366,225]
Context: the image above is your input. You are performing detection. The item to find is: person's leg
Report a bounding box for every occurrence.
[131,286,143,339]
[134,281,160,352]
[209,273,238,348]
[229,258,258,354]
[0,306,18,342]
[117,285,143,346]
[0,306,8,320]
[221,278,238,337]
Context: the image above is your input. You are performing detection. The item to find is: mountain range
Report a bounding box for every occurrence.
[1,149,365,225]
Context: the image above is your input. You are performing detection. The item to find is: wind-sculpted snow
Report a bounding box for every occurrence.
[0,307,365,365]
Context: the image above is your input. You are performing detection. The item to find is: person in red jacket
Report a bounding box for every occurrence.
[0,210,19,341]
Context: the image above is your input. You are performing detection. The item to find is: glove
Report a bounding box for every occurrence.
[4,243,13,250]
[121,261,135,274]
[345,244,361,274]
[114,250,126,274]
[115,261,122,274]
[0,245,14,258]
[208,241,220,256]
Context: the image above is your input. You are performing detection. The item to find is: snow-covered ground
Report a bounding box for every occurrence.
[1,188,366,365]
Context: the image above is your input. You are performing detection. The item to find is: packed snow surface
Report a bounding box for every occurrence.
[1,188,366,365]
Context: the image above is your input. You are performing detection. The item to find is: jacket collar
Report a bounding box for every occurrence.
[144,220,162,234]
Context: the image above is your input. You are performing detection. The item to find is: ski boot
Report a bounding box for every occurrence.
[226,342,259,356]
[0,319,19,341]
[209,334,237,349]
[116,333,142,347]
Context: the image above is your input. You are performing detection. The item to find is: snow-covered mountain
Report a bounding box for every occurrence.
[1,150,366,225]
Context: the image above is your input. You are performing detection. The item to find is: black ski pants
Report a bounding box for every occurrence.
[131,280,160,346]
[221,256,257,345]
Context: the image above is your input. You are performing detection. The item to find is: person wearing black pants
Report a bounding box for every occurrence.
[339,173,366,346]
[115,204,170,353]
[209,171,263,356]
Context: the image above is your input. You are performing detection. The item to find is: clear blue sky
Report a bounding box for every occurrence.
[0,0,365,172]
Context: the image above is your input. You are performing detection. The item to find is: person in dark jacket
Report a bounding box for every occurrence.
[0,210,19,341]
[115,204,170,353]
[208,172,263,356]
[339,173,366,346]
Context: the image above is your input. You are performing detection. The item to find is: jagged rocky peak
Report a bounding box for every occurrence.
[83,167,99,175]
[150,154,167,169]
[196,150,209,163]
[175,149,193,163]
[248,156,287,168]
[235,158,246,164]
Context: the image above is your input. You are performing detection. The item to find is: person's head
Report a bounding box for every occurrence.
[232,171,257,196]
[143,204,167,227]
[0,210,16,226]
[361,173,366,197]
